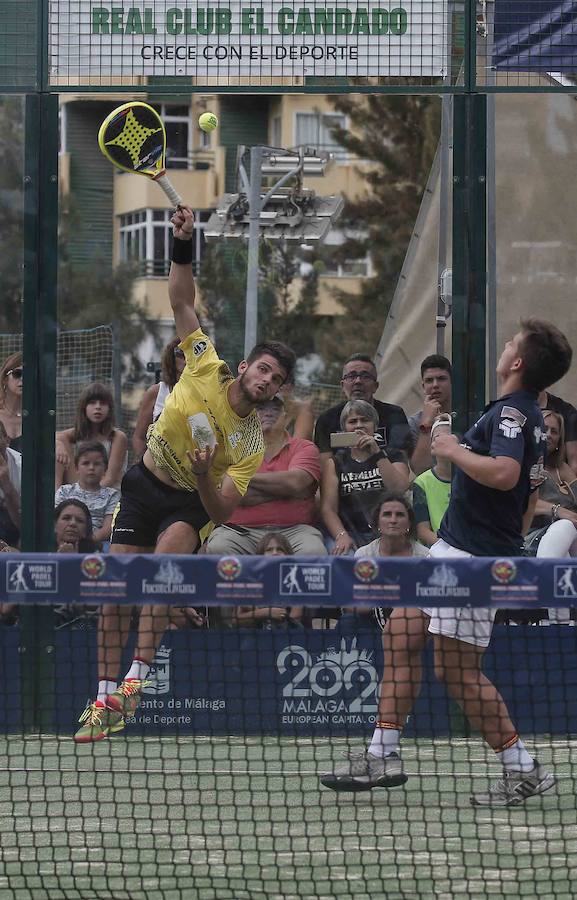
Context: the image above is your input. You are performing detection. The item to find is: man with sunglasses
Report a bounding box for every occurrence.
[313,354,411,463]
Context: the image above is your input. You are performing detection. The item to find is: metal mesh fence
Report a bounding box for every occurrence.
[0,326,115,431]
[0,1,39,91]
[4,1,577,94]
[45,0,455,91]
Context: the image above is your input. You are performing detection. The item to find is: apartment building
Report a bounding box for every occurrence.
[59,92,370,333]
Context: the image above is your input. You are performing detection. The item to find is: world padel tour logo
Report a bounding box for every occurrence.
[354,558,379,583]
[279,563,331,595]
[491,558,517,584]
[6,561,58,593]
[217,557,242,581]
[81,555,106,580]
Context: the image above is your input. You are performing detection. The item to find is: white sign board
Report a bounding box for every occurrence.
[49,1,449,79]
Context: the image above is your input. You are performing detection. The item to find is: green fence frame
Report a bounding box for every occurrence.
[2,0,573,725]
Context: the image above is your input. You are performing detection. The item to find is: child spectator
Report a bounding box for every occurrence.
[234,532,304,629]
[412,432,452,548]
[54,441,120,544]
[132,338,186,460]
[56,382,128,489]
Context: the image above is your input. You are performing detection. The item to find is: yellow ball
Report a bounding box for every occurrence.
[198,112,218,133]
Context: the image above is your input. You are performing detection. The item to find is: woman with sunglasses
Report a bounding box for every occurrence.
[531,410,577,530]
[0,352,23,453]
[526,410,577,622]
[132,337,186,460]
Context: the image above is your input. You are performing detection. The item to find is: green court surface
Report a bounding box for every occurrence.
[0,735,574,900]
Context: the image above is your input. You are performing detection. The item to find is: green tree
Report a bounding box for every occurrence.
[0,96,24,331]
[58,196,154,377]
[0,97,155,375]
[318,91,440,380]
[197,239,321,365]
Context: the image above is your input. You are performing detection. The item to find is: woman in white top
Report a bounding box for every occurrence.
[132,337,186,460]
[355,492,428,630]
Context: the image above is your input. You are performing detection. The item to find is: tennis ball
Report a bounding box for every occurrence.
[198,112,218,133]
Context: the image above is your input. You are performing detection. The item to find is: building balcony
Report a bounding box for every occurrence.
[113,148,225,214]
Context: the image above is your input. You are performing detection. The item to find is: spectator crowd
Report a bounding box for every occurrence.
[1,341,576,629]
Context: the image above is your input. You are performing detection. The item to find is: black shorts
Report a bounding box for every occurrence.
[110,461,210,548]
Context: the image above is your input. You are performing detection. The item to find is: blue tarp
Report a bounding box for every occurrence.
[493,1,577,71]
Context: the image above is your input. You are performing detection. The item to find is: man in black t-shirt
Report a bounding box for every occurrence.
[321,319,573,808]
[314,354,411,461]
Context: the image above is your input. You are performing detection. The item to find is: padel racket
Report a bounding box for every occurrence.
[98,101,183,208]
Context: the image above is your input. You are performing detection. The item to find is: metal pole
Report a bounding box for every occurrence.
[244,146,263,358]
[437,95,452,355]
[452,94,488,434]
[20,92,59,733]
[485,3,498,398]
[21,94,58,551]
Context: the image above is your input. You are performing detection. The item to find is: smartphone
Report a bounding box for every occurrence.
[330,432,359,449]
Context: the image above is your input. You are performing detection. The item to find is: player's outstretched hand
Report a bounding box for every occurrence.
[187,445,217,475]
[171,205,194,240]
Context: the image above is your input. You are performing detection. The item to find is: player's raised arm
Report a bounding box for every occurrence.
[168,205,201,341]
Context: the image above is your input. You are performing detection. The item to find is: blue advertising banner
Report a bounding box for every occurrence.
[0,552,573,609]
[1,625,575,736]
[493,0,577,71]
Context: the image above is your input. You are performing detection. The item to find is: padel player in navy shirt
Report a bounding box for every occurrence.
[321,320,572,808]
[439,390,547,556]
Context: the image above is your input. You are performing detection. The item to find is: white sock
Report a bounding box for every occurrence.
[124,658,150,682]
[497,738,534,773]
[97,680,117,703]
[368,726,401,759]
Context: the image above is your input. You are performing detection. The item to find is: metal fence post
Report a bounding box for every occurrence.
[452,93,487,434]
[20,92,59,732]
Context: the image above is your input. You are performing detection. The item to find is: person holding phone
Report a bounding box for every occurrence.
[320,399,410,554]
[313,354,411,464]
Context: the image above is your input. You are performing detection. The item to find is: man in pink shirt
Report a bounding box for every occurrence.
[205,394,326,555]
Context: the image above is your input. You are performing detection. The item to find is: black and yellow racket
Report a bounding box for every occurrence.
[98,101,183,208]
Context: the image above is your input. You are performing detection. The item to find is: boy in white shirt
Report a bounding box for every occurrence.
[54,441,120,543]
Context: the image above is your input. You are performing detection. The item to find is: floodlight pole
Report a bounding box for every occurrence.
[244,146,263,358]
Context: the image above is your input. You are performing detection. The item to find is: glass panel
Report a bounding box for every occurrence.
[165,121,189,169]
[165,105,189,118]
[494,93,577,412]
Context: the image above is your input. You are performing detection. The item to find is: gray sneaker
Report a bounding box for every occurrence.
[321,750,408,792]
[470,760,556,807]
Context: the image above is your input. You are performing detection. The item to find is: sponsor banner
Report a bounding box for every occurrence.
[2,627,576,736]
[0,553,574,608]
[79,554,128,598]
[48,0,449,80]
[215,556,264,603]
[489,557,540,605]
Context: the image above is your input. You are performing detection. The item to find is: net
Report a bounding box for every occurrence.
[0,552,575,899]
[0,326,115,432]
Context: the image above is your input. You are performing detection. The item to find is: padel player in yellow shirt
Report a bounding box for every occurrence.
[75,205,295,742]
